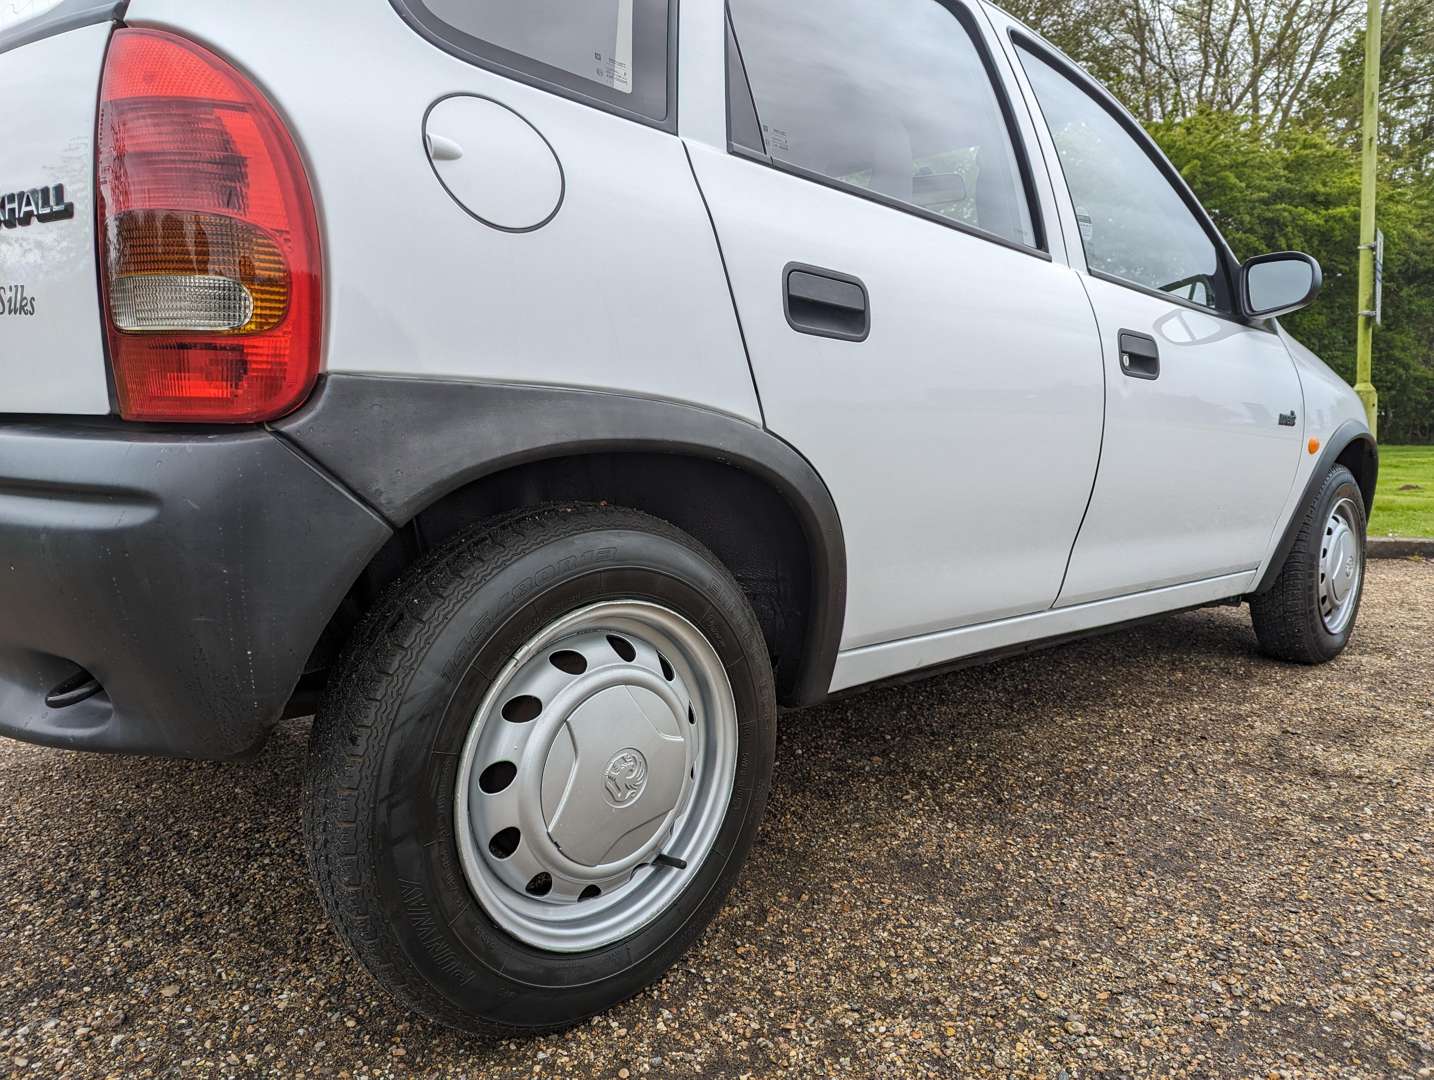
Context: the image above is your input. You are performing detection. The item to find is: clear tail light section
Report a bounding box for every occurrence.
[97,29,321,423]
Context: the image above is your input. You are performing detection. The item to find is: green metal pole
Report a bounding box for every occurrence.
[1354,0,1381,438]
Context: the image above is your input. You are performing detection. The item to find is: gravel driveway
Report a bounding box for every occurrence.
[1,561,1431,1079]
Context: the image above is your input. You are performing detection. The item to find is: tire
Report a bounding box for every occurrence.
[304,504,777,1036]
[1250,464,1367,664]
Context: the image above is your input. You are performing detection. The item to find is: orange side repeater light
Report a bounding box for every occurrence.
[1308,437,1321,455]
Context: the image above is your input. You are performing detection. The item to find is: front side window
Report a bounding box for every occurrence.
[396,0,671,122]
[727,0,1039,250]
[1016,45,1228,311]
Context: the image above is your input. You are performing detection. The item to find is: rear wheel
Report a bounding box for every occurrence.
[304,505,776,1035]
[1250,464,1367,663]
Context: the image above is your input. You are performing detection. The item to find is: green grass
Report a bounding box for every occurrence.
[1371,445,1434,538]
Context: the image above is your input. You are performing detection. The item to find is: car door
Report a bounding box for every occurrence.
[685,0,1105,658]
[1009,37,1305,607]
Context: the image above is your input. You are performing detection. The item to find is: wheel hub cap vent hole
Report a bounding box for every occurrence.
[658,653,674,681]
[549,650,587,675]
[607,635,636,662]
[502,695,542,723]
[479,761,517,794]
[526,873,552,896]
[579,884,601,901]
[489,827,520,859]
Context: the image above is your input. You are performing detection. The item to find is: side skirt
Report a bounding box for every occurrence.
[829,570,1255,693]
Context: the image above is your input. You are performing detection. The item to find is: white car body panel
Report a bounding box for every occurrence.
[1,0,1375,700]
[124,0,763,424]
[984,2,1311,607]
[682,0,1112,652]
[687,143,1106,649]
[1056,278,1305,606]
[675,0,726,151]
[0,22,111,414]
[1251,327,1372,579]
[986,0,1370,588]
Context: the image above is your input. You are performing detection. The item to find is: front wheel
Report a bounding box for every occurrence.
[304,505,776,1035]
[1250,464,1367,664]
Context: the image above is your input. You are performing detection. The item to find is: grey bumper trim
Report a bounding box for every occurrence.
[0,421,391,759]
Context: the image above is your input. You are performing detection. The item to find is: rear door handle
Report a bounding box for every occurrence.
[1118,330,1160,380]
[784,263,870,342]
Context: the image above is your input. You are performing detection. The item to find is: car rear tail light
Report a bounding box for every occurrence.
[97,29,321,422]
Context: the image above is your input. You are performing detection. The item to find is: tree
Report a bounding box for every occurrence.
[1307,0,1434,180]
[1152,111,1434,440]
[1003,0,1363,128]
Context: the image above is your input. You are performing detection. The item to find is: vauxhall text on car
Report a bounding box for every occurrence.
[0,0,1376,1034]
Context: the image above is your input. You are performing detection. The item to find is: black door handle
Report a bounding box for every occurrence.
[1118,330,1160,380]
[784,263,869,341]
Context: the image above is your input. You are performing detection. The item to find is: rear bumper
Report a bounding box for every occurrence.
[0,420,390,759]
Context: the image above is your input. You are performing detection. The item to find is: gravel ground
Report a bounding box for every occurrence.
[1,560,1431,1079]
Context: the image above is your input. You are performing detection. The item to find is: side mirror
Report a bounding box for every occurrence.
[1241,252,1322,319]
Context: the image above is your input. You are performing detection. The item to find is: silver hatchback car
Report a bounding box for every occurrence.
[0,0,1374,1033]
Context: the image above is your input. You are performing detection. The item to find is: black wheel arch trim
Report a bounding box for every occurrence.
[1251,419,1378,595]
[273,374,847,707]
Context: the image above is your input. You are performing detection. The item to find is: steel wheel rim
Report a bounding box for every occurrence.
[1318,497,1362,635]
[453,600,738,952]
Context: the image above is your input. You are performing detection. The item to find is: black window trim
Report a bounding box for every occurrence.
[389,0,680,134]
[724,9,766,158]
[723,0,1053,263]
[1009,30,1272,330]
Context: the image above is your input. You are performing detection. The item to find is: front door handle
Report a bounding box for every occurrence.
[1118,329,1160,380]
[784,263,870,342]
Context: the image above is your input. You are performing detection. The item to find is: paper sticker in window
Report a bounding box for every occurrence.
[602,0,634,93]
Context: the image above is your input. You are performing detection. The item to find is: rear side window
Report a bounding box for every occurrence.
[393,0,672,124]
[727,0,1039,250]
[1016,44,1229,311]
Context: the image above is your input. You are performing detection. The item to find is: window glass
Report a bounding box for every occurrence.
[400,0,669,121]
[727,0,1037,249]
[1017,45,1226,310]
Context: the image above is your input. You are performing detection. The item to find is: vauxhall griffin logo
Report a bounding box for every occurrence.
[602,748,648,806]
[0,184,74,229]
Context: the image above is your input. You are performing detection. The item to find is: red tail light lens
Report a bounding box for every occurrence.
[97,29,321,423]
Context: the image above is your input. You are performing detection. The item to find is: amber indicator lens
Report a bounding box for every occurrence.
[107,210,287,333]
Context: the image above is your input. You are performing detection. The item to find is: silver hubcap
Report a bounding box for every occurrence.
[1318,497,1362,635]
[453,601,738,952]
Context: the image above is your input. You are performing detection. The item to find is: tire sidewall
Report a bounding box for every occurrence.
[1305,468,1368,659]
[365,520,774,1028]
